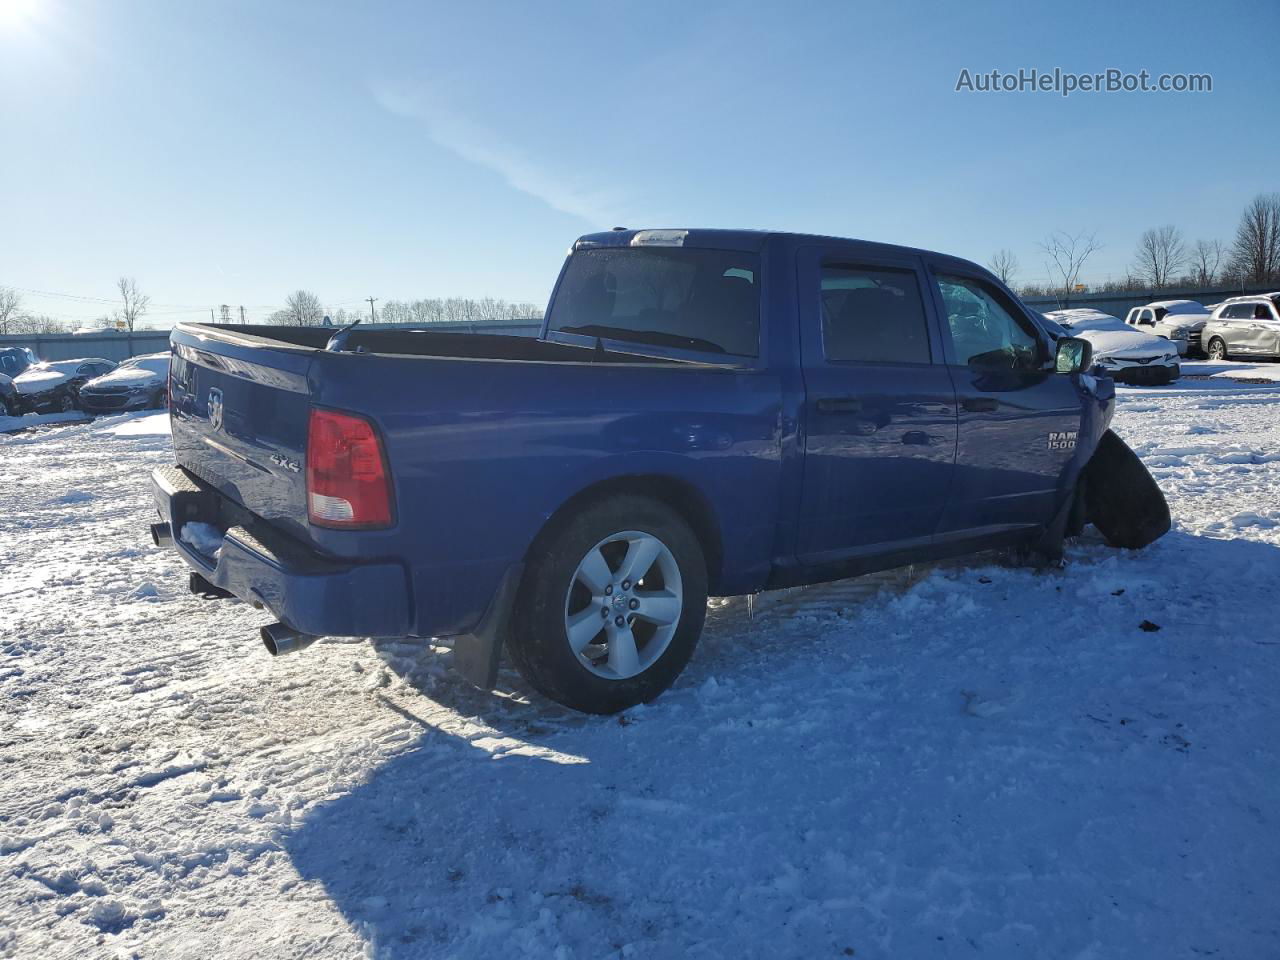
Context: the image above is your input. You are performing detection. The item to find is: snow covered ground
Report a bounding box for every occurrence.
[2,382,1279,960]
[0,411,92,435]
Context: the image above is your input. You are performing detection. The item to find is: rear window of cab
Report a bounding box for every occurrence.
[548,247,761,357]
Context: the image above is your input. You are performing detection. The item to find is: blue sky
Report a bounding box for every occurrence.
[0,0,1275,327]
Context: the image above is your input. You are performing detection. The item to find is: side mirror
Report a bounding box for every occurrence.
[1055,336,1093,374]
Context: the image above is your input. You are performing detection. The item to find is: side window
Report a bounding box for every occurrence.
[1254,304,1271,320]
[1224,304,1248,319]
[820,265,931,364]
[937,275,1042,370]
[1137,310,1154,326]
[77,364,92,375]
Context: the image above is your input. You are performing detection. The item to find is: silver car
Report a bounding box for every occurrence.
[1201,293,1280,360]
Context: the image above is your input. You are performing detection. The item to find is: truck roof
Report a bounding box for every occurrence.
[574,228,992,277]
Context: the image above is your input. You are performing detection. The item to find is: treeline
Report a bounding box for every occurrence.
[266,290,543,327]
[991,192,1280,299]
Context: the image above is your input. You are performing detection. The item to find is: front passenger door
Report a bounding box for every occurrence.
[929,271,1082,536]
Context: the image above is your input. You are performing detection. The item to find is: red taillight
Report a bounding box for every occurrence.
[306,408,393,529]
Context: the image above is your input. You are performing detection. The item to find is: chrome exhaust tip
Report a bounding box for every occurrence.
[150,522,173,547]
[260,622,321,656]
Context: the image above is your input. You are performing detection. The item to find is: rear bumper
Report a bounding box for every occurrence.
[14,391,65,414]
[151,464,412,638]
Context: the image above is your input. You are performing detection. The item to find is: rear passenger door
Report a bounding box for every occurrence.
[1220,304,1254,353]
[926,268,1082,535]
[796,247,957,562]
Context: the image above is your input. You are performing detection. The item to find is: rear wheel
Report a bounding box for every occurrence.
[1207,337,1229,361]
[0,397,10,418]
[58,392,77,413]
[508,495,707,714]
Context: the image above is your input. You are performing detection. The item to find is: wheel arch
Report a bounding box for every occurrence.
[524,473,725,594]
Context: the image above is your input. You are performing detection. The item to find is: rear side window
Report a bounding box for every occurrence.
[548,247,760,357]
[820,265,932,364]
[1223,304,1250,319]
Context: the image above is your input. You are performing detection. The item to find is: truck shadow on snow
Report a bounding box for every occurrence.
[282,530,1280,959]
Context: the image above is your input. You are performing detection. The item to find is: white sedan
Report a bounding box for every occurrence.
[1041,309,1181,385]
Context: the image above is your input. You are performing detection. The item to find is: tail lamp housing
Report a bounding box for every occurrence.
[306,408,394,529]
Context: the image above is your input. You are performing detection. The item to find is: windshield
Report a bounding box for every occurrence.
[548,246,761,357]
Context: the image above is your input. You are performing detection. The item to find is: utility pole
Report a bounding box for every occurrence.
[239,305,245,323]
[210,308,215,323]
[366,297,378,323]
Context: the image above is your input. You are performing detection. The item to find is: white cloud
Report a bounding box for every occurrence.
[370,80,626,227]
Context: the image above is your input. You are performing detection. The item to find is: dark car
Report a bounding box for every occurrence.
[0,345,40,415]
[0,373,18,418]
[13,358,117,414]
[79,353,170,414]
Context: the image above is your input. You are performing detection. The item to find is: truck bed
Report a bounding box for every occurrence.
[194,323,676,364]
[164,321,783,642]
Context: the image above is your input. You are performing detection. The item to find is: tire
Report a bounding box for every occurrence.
[0,397,9,418]
[508,494,708,714]
[58,392,77,413]
[1206,337,1229,361]
[1082,430,1171,550]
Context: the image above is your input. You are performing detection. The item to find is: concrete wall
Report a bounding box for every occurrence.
[0,319,542,362]
[0,331,171,362]
[1021,285,1276,320]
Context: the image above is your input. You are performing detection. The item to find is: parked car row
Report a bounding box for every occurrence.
[0,351,170,417]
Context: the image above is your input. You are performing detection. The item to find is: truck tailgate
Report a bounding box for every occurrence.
[169,329,316,545]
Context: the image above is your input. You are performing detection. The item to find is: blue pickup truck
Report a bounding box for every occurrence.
[150,228,1168,713]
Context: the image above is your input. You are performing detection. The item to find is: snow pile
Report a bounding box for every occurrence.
[179,521,224,561]
[0,391,1278,958]
[109,413,171,437]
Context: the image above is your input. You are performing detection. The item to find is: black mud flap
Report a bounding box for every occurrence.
[449,564,523,689]
[1081,429,1171,549]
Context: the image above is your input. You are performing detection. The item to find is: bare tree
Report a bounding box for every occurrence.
[1191,239,1225,287]
[9,313,68,335]
[0,286,22,335]
[987,249,1019,286]
[1228,193,1280,285]
[1132,225,1187,289]
[1038,230,1101,307]
[282,289,324,326]
[116,276,150,331]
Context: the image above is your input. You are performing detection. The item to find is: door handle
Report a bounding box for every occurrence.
[816,396,862,414]
[963,397,999,413]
